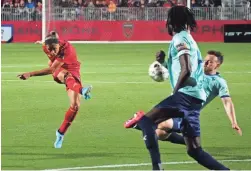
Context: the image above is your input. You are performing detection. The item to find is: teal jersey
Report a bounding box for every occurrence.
[202,73,230,108]
[167,31,206,101]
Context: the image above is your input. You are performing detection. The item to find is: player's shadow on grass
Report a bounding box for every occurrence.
[2,145,48,148]
[2,151,142,160]
[205,146,251,160]
[2,144,145,149]
[3,146,250,161]
[1,165,27,168]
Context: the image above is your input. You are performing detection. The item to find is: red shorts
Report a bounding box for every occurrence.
[52,67,82,91]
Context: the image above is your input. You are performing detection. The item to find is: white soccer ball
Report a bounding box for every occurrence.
[148,61,169,82]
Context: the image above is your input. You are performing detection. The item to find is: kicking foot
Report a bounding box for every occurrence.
[54,130,64,148]
[82,86,92,100]
[124,110,145,128]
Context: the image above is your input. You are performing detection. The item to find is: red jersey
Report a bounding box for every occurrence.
[42,40,81,73]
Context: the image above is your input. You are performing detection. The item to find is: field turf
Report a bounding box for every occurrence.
[2,43,251,170]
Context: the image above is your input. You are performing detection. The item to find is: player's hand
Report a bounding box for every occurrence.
[85,94,91,100]
[232,122,242,136]
[50,50,57,56]
[35,40,42,44]
[17,73,31,80]
[155,50,166,64]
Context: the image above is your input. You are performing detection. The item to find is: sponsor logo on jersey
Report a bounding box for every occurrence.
[176,43,189,52]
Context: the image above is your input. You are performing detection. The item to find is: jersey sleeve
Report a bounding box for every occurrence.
[173,35,191,58]
[55,43,70,62]
[161,61,168,69]
[42,44,54,59]
[55,49,66,63]
[42,44,48,54]
[218,79,230,98]
[56,50,64,59]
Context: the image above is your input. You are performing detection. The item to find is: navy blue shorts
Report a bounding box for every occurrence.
[155,92,203,137]
[172,118,183,133]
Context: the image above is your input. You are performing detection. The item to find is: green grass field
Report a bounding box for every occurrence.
[2,43,251,170]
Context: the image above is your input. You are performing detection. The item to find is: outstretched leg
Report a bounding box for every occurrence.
[124,93,187,170]
[54,69,92,100]
[156,118,185,145]
[184,136,229,170]
[136,107,185,170]
[54,89,81,148]
[136,109,163,170]
[181,111,229,170]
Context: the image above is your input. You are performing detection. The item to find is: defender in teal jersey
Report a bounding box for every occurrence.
[128,50,242,142]
[124,6,229,170]
[155,50,242,141]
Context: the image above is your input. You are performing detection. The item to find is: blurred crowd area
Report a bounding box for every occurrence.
[2,0,250,8]
[1,0,250,21]
[2,0,42,20]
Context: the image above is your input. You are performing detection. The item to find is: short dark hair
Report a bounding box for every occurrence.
[45,36,58,45]
[156,50,166,58]
[166,6,197,36]
[207,50,224,64]
[44,31,59,45]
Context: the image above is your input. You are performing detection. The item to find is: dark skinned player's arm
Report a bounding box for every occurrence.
[30,60,64,77]
[173,54,192,93]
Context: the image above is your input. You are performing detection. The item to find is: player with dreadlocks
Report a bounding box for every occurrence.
[124,6,229,170]
[17,31,92,149]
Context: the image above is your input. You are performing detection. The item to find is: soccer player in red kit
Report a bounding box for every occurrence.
[17,31,92,148]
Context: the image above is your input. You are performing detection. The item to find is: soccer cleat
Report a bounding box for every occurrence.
[54,130,64,149]
[82,85,92,100]
[124,110,145,128]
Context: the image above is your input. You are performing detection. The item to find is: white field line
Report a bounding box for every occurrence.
[1,80,155,84]
[1,72,146,74]
[60,40,172,44]
[1,71,251,74]
[43,159,251,170]
[1,80,251,85]
[2,63,251,68]
[224,71,251,74]
[1,64,47,68]
[1,64,145,68]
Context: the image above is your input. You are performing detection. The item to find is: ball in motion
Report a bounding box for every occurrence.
[148,61,169,82]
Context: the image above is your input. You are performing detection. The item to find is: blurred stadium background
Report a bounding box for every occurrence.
[1,0,251,170]
[1,0,251,21]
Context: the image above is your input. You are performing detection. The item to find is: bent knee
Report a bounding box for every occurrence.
[155,129,170,140]
[53,69,68,83]
[157,119,173,130]
[70,103,80,111]
[187,147,202,158]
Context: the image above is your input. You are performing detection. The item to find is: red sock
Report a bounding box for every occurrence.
[58,106,78,134]
[65,75,82,94]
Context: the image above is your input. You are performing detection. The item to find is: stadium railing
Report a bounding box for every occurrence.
[1,7,251,21]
